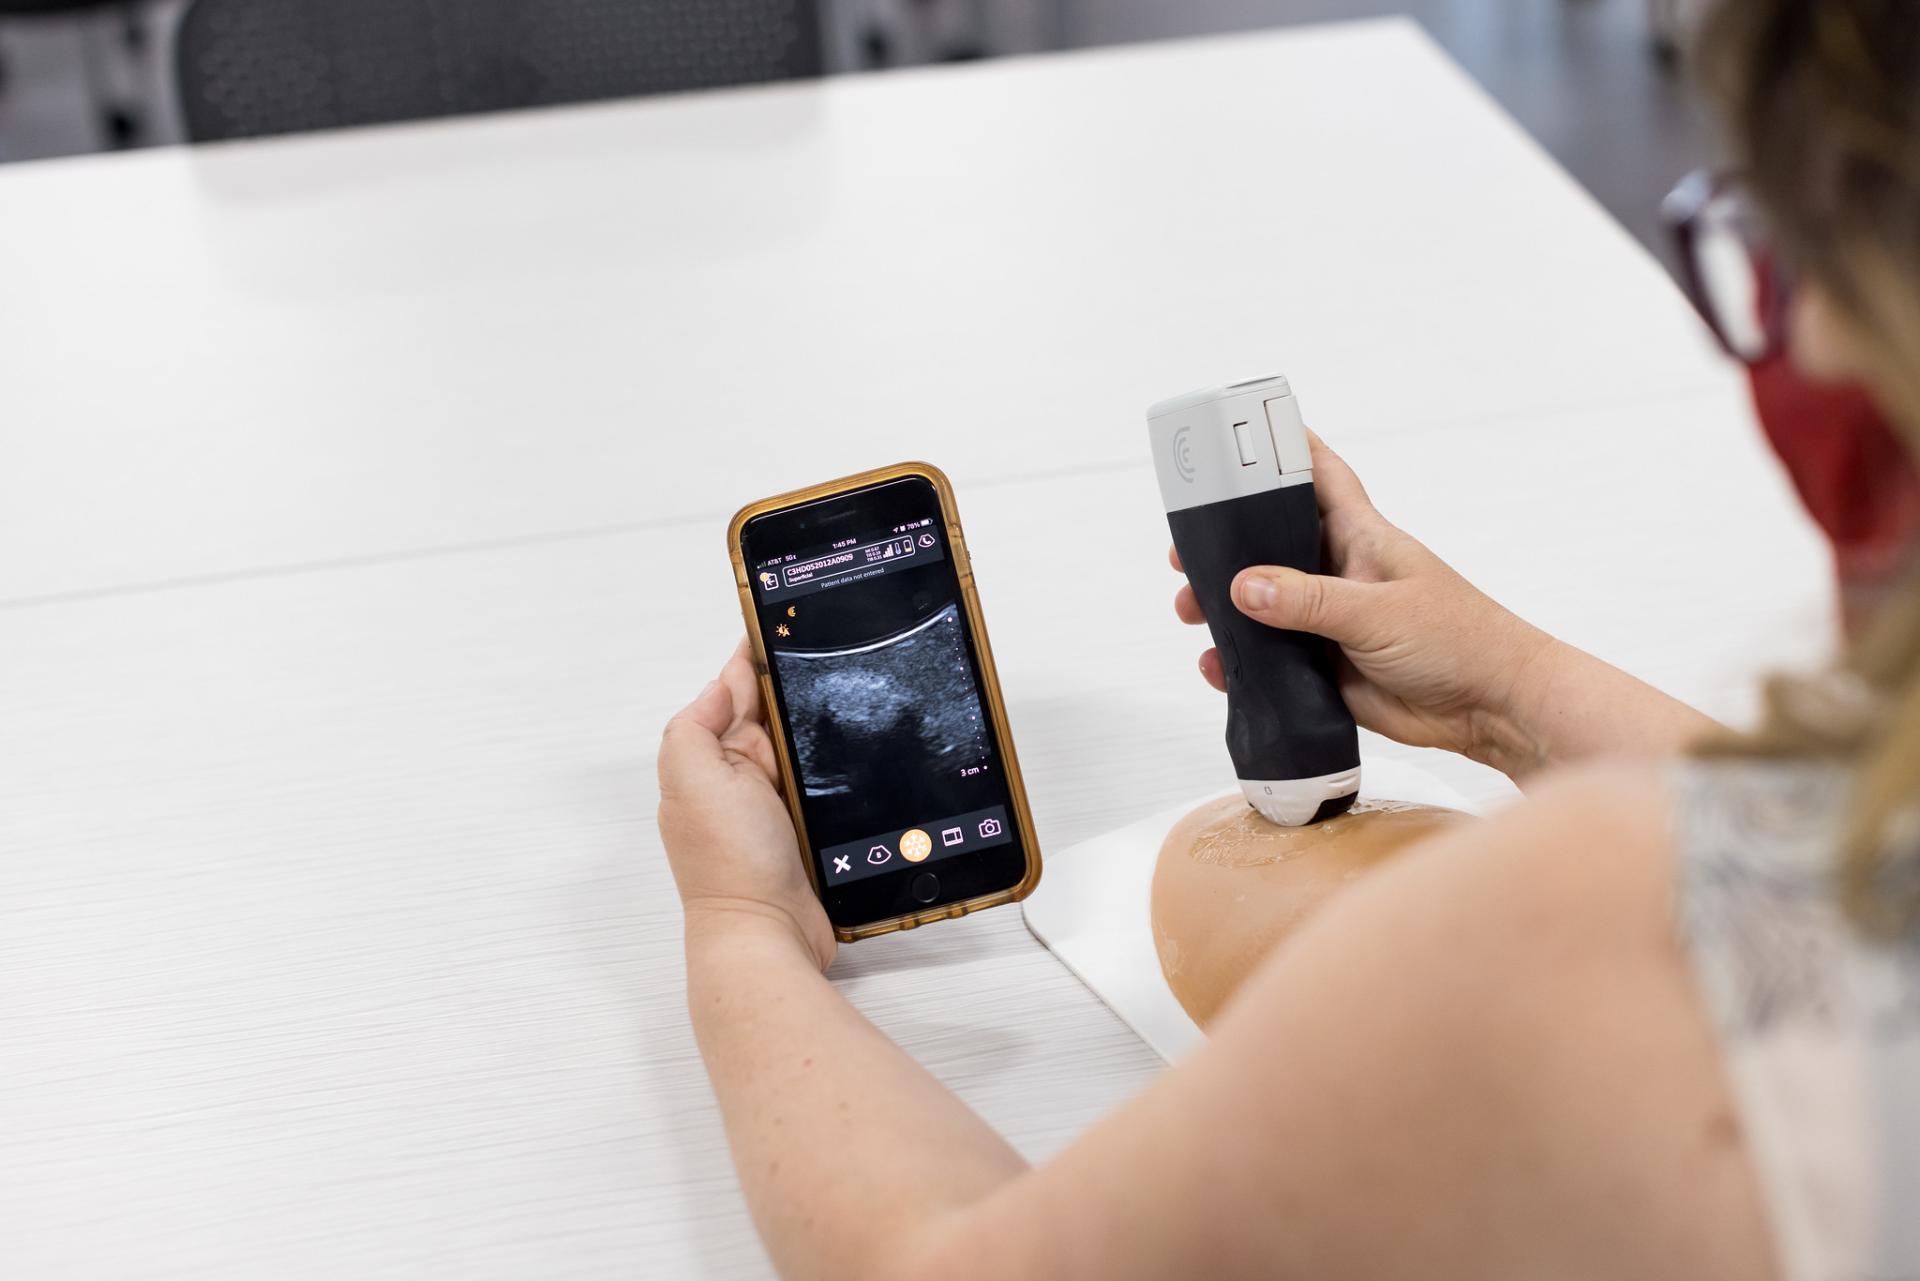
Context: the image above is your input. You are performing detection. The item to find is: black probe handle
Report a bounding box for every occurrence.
[1167,482,1361,787]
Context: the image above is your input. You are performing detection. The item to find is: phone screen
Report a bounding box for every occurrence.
[741,475,1029,928]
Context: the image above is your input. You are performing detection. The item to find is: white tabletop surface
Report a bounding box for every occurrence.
[4,18,1730,607]
[0,20,1836,1279]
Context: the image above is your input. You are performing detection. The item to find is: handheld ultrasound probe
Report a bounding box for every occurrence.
[1149,375,1361,825]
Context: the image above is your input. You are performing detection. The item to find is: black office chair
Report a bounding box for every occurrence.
[174,0,821,143]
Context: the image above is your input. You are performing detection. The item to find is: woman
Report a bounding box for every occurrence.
[657,4,1920,1277]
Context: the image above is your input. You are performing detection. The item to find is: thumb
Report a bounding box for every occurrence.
[1232,566,1376,647]
[658,680,734,792]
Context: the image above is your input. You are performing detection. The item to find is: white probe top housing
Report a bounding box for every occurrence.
[1147,374,1314,515]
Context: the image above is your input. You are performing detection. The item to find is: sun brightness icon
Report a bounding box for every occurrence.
[775,624,791,638]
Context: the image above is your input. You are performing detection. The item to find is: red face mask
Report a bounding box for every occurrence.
[1747,356,1920,624]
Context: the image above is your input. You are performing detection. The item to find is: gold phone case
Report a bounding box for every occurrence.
[726,461,1043,942]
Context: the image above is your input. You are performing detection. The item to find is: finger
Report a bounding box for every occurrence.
[1304,429,1376,519]
[659,680,734,790]
[1168,543,1184,574]
[1198,647,1226,693]
[720,717,783,781]
[718,641,764,733]
[1174,583,1207,625]
[1232,565,1378,648]
[716,643,781,777]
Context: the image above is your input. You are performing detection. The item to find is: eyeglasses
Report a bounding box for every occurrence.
[1662,169,1794,364]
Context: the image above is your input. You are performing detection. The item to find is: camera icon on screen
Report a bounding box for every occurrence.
[977,818,1002,839]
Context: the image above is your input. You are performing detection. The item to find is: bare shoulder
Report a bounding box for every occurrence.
[1209,761,1776,1278]
[1227,763,1689,1034]
[947,765,1778,1281]
[1381,762,1684,947]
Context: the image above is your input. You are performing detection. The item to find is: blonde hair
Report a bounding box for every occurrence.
[1695,0,1920,934]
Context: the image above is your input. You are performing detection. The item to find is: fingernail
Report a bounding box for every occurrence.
[1240,576,1275,611]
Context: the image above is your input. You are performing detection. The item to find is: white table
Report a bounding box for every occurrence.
[4,19,1730,607]
[0,20,1834,1278]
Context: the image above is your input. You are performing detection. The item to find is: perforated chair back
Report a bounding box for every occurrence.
[176,0,820,142]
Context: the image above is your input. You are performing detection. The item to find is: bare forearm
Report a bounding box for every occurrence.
[1478,634,1720,781]
[685,911,1026,1281]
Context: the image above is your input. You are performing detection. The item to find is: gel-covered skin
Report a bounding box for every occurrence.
[1151,795,1472,1028]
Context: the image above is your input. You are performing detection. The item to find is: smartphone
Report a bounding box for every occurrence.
[728,462,1042,942]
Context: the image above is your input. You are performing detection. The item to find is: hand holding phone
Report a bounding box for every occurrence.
[657,648,838,969]
[728,463,1042,941]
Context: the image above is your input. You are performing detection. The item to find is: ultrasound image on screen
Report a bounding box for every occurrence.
[773,603,989,799]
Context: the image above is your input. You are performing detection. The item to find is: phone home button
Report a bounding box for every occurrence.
[910,871,940,904]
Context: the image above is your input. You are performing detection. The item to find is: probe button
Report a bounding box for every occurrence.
[1232,420,1259,467]
[911,872,940,904]
[1264,396,1313,474]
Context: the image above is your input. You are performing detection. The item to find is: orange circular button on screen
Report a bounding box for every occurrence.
[900,828,933,863]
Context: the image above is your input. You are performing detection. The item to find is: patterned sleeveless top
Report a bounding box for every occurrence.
[1672,759,1920,1281]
